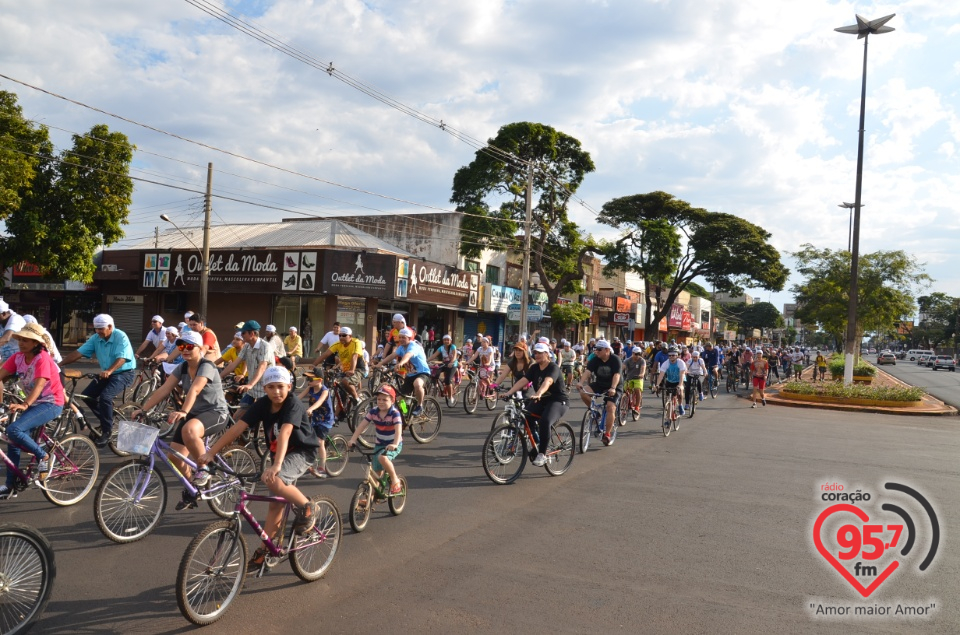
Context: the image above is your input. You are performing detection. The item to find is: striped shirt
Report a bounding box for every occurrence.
[364,405,403,447]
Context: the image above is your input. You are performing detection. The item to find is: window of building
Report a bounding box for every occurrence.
[485,265,500,284]
[464,260,480,273]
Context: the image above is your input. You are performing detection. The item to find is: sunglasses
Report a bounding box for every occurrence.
[177,343,197,352]
[339,334,350,338]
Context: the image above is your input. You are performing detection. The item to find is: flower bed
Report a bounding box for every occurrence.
[827,354,876,378]
[779,381,925,407]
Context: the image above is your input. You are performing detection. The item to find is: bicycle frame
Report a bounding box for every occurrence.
[128,437,241,503]
[231,489,322,559]
[502,396,562,460]
[0,422,84,495]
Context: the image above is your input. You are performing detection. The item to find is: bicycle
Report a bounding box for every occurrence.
[463,365,498,414]
[93,419,258,543]
[352,370,442,447]
[706,367,720,399]
[347,445,407,532]
[685,375,703,418]
[0,404,100,506]
[725,362,739,393]
[579,392,619,452]
[657,384,681,437]
[481,393,575,484]
[623,386,642,421]
[428,363,463,407]
[0,522,56,635]
[129,357,164,404]
[175,463,341,626]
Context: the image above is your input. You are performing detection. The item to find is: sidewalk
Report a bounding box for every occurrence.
[746,364,958,417]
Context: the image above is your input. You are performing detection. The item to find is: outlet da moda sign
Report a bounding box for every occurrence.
[396,258,479,308]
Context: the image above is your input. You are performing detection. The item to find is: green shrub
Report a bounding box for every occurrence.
[780,381,924,402]
[827,355,876,377]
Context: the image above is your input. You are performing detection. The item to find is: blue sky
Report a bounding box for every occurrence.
[2,0,958,315]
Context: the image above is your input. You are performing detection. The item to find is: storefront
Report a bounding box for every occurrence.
[482,283,521,349]
[397,257,480,351]
[3,262,101,348]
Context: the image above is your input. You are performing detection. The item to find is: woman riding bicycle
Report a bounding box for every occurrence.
[0,323,64,499]
[499,342,568,467]
[493,341,533,394]
[136,330,230,509]
[426,334,460,401]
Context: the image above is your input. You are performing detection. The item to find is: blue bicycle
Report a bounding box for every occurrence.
[579,392,620,452]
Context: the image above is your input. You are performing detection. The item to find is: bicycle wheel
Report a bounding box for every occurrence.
[709,374,719,398]
[661,403,671,437]
[491,412,507,432]
[481,424,526,485]
[408,397,442,444]
[43,408,76,442]
[616,394,630,426]
[350,398,376,449]
[688,392,697,418]
[578,411,592,454]
[208,446,258,519]
[131,377,154,405]
[673,399,681,432]
[445,385,458,407]
[290,496,341,582]
[94,459,168,543]
[251,424,269,459]
[321,435,349,477]
[544,422,575,476]
[293,367,308,391]
[41,434,100,507]
[0,523,56,635]
[388,476,407,515]
[349,482,373,532]
[484,386,498,411]
[176,519,247,626]
[463,383,478,414]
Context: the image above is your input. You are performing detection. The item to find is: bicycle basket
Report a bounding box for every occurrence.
[116,419,159,455]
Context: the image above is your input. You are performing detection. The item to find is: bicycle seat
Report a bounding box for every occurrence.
[64,369,84,379]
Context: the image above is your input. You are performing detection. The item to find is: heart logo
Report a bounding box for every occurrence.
[813,504,900,597]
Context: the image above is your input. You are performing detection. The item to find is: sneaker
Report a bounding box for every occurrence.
[293,501,319,535]
[751,403,757,409]
[0,485,15,500]
[192,467,211,488]
[531,453,547,467]
[36,457,49,475]
[309,466,329,479]
[410,406,424,417]
[602,433,611,446]
[762,398,767,406]
[247,545,269,572]
[175,488,199,511]
[678,405,686,416]
[94,435,110,449]
[700,393,705,402]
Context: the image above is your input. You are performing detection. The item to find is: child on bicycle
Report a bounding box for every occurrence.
[623,346,646,415]
[347,384,403,495]
[298,369,335,478]
[198,366,320,569]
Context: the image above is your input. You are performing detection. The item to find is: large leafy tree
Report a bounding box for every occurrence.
[913,292,958,347]
[716,301,784,338]
[790,245,929,347]
[599,191,788,339]
[0,96,134,282]
[452,121,597,307]
[0,91,49,219]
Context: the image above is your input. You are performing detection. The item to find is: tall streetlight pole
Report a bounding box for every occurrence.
[835,13,895,385]
[837,202,865,253]
[160,212,210,317]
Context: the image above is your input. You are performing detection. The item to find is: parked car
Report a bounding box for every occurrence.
[932,355,956,372]
[926,355,937,367]
[877,352,897,365]
[917,353,934,366]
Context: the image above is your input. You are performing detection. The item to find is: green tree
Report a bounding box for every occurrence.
[0,90,49,219]
[741,302,785,333]
[550,302,591,338]
[452,121,597,307]
[599,191,788,340]
[790,245,929,349]
[0,117,134,282]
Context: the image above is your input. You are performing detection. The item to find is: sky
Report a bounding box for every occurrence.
[2,0,958,316]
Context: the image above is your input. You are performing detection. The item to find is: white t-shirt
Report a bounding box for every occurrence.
[145,327,165,348]
[686,358,706,376]
[476,345,495,367]
[320,331,339,348]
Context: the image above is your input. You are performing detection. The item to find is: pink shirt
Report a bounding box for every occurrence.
[3,350,64,406]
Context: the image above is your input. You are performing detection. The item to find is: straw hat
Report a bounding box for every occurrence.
[12,323,53,350]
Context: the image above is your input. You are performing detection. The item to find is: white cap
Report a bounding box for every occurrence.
[233,331,242,339]
[398,328,414,338]
[262,366,292,386]
[692,350,700,357]
[179,322,187,329]
[392,313,406,323]
[533,342,550,353]
[22,314,37,324]
[594,340,611,349]
[339,326,352,336]
[0,300,9,313]
[165,326,180,335]
[152,315,164,324]
[538,337,550,344]
[442,333,451,340]
[265,324,277,333]
[184,312,194,320]
[93,314,114,328]
[177,331,203,347]
[288,326,297,332]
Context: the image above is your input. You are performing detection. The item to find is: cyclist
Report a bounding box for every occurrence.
[199,365,321,568]
[348,383,403,494]
[375,328,431,416]
[150,326,181,362]
[494,341,533,392]
[500,342,568,466]
[750,350,770,408]
[299,369,334,478]
[284,326,303,369]
[214,332,246,378]
[0,323,64,499]
[313,326,364,404]
[137,330,230,510]
[685,349,707,406]
[134,315,166,358]
[558,341,577,388]
[466,336,497,389]
[219,320,276,422]
[427,334,460,402]
[576,339,622,444]
[187,314,221,361]
[655,346,687,415]
[702,342,721,396]
[727,345,741,384]
[0,300,27,364]
[740,346,754,383]
[623,346,646,416]
[60,314,136,448]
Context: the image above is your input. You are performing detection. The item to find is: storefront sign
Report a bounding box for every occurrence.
[681,311,693,331]
[579,295,594,317]
[613,312,630,325]
[397,259,479,308]
[506,304,544,322]
[139,249,296,294]
[593,294,613,310]
[668,303,685,329]
[484,284,523,313]
[321,251,395,299]
[12,262,42,278]
[615,296,632,313]
[106,295,144,304]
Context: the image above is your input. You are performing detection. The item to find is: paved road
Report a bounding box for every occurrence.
[4,388,959,634]
[871,355,960,409]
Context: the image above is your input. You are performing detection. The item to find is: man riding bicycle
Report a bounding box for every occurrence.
[576,339,622,445]
[427,334,460,401]
[684,349,706,406]
[559,341,577,388]
[656,347,688,415]
[623,346,646,415]
[375,327,430,416]
[313,325,364,404]
[702,342,721,395]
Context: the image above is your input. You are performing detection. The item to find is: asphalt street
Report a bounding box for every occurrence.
[4,384,959,634]
[872,355,960,410]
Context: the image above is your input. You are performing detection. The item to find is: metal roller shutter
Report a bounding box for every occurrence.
[108,303,145,344]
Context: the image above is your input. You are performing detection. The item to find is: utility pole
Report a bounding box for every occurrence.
[518,163,534,340]
[154,226,159,248]
[200,162,213,318]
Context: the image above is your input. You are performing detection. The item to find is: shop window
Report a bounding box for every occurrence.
[163,292,186,314]
[464,260,480,273]
[485,265,500,285]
